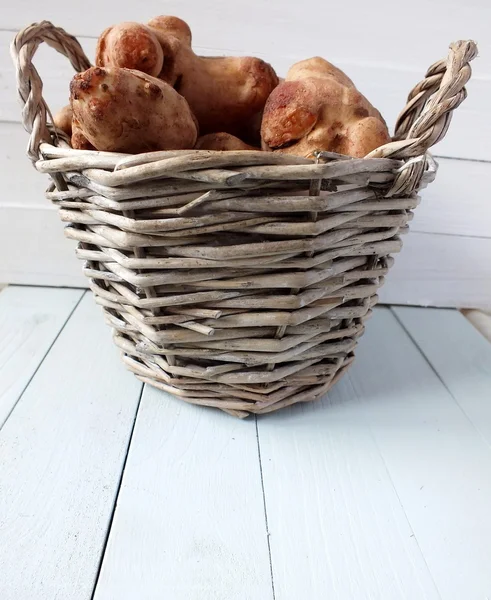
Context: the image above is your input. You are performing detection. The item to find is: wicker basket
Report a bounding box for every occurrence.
[11,22,477,417]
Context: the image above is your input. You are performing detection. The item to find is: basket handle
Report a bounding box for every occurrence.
[367,40,478,159]
[10,21,91,162]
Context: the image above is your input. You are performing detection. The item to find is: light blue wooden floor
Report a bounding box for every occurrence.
[1,285,490,600]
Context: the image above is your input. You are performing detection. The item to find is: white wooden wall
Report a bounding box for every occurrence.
[1,1,490,308]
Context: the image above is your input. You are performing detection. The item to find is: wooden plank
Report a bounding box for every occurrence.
[0,285,83,427]
[346,307,491,600]
[4,0,489,69]
[256,379,441,600]
[3,204,490,309]
[410,157,491,238]
[4,114,491,238]
[379,232,491,309]
[0,121,52,210]
[0,292,142,600]
[393,306,491,443]
[4,114,491,307]
[0,206,86,287]
[92,386,273,600]
[1,20,489,161]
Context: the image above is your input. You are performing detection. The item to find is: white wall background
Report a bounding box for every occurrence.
[1,1,490,307]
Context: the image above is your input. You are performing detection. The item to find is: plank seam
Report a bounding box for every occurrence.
[390,307,491,453]
[433,154,491,166]
[0,288,85,431]
[89,381,145,600]
[255,416,277,600]
[408,230,491,241]
[2,283,87,291]
[3,205,491,241]
[2,121,490,165]
[345,371,444,599]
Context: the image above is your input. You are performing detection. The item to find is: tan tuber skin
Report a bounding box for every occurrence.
[69,66,198,153]
[194,132,259,151]
[261,57,390,158]
[53,104,73,137]
[96,22,164,77]
[147,16,278,144]
[53,104,94,149]
[95,16,278,145]
[72,118,96,150]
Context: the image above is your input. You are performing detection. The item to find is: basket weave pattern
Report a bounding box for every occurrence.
[11,22,477,417]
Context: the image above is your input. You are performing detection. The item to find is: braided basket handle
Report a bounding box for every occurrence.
[367,40,478,159]
[10,21,91,162]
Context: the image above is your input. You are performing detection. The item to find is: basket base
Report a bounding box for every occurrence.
[120,352,355,418]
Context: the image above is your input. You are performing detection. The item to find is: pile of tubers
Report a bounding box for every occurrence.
[55,16,391,158]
